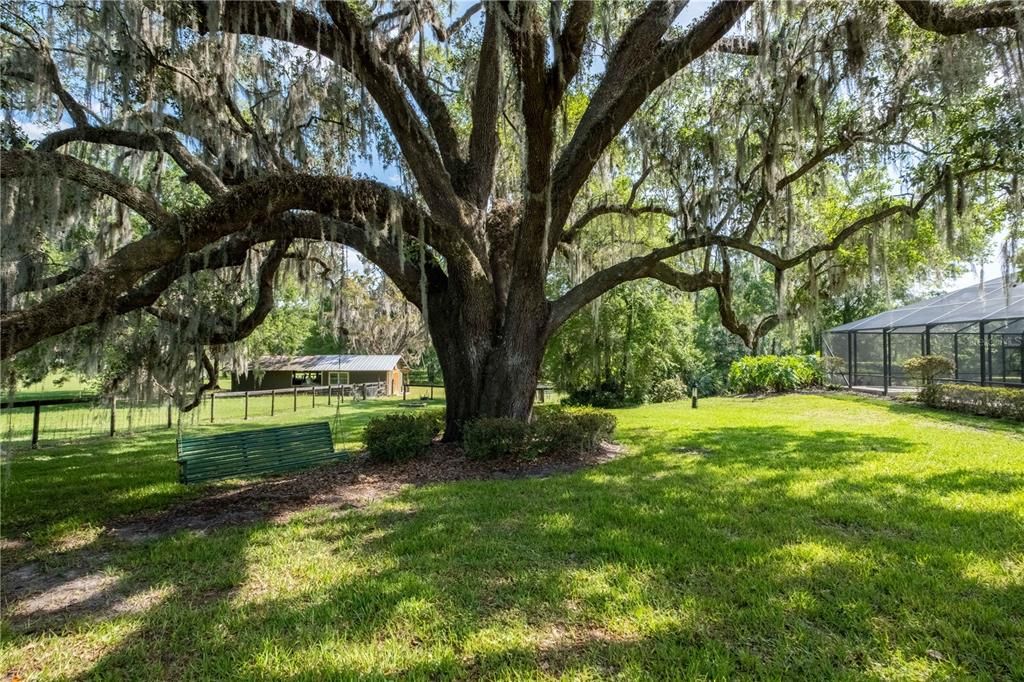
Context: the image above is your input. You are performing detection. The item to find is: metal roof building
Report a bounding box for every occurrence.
[823,276,1024,392]
[233,354,407,394]
[255,355,405,373]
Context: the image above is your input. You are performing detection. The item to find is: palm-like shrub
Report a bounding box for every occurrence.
[728,355,824,394]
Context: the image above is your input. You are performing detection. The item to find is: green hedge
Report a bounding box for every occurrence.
[462,406,617,460]
[921,384,1024,421]
[533,406,617,456]
[728,355,824,394]
[363,410,444,461]
[463,417,532,459]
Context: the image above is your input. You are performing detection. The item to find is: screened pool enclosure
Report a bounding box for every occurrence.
[823,276,1024,392]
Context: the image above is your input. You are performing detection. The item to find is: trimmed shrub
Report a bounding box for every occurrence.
[903,355,954,383]
[727,355,823,394]
[904,355,954,403]
[651,378,686,403]
[921,383,1024,421]
[363,411,442,461]
[463,417,532,459]
[532,405,617,456]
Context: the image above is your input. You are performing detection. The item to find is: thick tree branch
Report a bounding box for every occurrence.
[712,250,779,351]
[36,126,226,196]
[443,2,483,39]
[503,1,560,297]
[1,171,442,358]
[549,0,593,102]
[549,160,1000,337]
[548,236,713,331]
[550,1,753,245]
[147,239,291,345]
[388,48,466,184]
[896,0,1023,35]
[2,149,172,226]
[464,5,502,207]
[191,0,466,232]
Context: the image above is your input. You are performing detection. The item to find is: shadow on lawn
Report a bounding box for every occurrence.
[0,400,403,544]
[2,421,1021,679]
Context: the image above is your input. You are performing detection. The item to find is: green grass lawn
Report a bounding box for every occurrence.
[1,394,1022,680]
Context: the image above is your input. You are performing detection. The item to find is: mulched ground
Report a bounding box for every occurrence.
[110,440,625,541]
[2,442,624,632]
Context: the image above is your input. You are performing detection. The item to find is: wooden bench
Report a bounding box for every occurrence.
[177,422,339,484]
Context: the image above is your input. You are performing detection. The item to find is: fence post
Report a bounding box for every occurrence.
[328,385,332,405]
[293,387,298,411]
[167,402,173,428]
[110,397,117,436]
[210,393,215,423]
[430,385,434,400]
[271,390,276,417]
[31,401,41,448]
[691,386,698,409]
[312,387,316,408]
[403,383,407,400]
[244,391,249,420]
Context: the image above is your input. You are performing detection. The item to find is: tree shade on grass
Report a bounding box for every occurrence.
[1,394,1022,679]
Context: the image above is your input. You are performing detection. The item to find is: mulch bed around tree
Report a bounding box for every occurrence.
[109,440,625,542]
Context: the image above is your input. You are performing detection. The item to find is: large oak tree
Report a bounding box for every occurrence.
[2,0,1022,437]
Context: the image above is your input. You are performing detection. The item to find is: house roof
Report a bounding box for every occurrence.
[827,274,1024,334]
[255,354,405,372]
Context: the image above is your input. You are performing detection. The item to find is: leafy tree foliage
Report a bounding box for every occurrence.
[1,0,1021,436]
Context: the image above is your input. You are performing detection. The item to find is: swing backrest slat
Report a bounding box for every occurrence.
[176,422,338,484]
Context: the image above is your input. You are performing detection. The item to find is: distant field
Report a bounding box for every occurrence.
[9,374,98,400]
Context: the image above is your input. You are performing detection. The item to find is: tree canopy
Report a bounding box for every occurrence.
[1,0,1022,433]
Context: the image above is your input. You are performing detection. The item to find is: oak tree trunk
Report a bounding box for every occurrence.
[426,275,549,441]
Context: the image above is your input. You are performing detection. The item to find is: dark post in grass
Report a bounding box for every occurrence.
[31,401,40,448]
[167,402,172,429]
[110,397,117,436]
[244,391,249,420]
[210,393,215,423]
[293,387,297,412]
[271,390,275,417]
[691,386,698,409]
[312,387,316,409]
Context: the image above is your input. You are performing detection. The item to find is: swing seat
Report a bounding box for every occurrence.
[177,422,339,484]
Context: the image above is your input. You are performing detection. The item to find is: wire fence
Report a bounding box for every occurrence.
[0,382,388,451]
